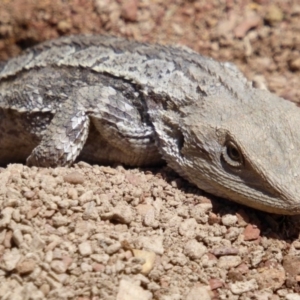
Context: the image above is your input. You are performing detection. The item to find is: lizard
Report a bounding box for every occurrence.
[0,34,300,215]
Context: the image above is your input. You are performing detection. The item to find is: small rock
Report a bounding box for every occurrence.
[286,294,300,300]
[16,258,36,274]
[221,214,238,226]
[254,266,285,290]
[234,12,261,38]
[211,247,239,257]
[190,203,212,223]
[249,247,264,267]
[283,255,300,287]
[51,260,67,274]
[116,279,152,300]
[289,58,300,71]
[78,241,93,256]
[101,205,133,224]
[80,262,93,272]
[31,234,46,251]
[23,190,35,199]
[143,207,158,227]
[186,284,213,300]
[184,239,207,260]
[252,75,268,90]
[67,188,78,199]
[265,5,284,25]
[12,228,23,247]
[121,0,138,22]
[235,262,249,275]
[236,210,249,226]
[0,248,21,271]
[225,227,240,240]
[230,278,258,295]
[27,207,41,219]
[136,204,154,217]
[6,187,22,199]
[40,283,51,296]
[105,242,122,254]
[170,252,188,267]
[92,263,105,272]
[57,20,72,32]
[62,255,73,269]
[0,207,14,228]
[79,190,94,204]
[209,278,223,290]
[132,249,156,275]
[243,224,260,241]
[138,235,164,255]
[90,253,110,264]
[208,212,221,225]
[217,255,242,269]
[63,172,85,185]
[125,173,141,186]
[3,230,13,248]
[179,218,198,238]
[52,214,70,227]
[101,166,117,175]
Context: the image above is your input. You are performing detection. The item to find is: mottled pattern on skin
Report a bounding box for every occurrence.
[1,34,300,214]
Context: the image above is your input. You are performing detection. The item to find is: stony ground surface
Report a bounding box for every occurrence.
[1,0,300,299]
[1,163,300,300]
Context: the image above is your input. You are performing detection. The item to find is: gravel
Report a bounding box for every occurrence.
[0,163,299,299]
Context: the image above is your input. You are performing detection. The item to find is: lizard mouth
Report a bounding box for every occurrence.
[228,170,300,215]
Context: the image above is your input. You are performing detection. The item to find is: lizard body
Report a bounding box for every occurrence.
[0,34,300,214]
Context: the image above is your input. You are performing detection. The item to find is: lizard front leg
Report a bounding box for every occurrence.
[26,104,90,167]
[26,84,126,167]
[26,84,154,167]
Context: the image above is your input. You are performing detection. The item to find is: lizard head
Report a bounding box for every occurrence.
[155,89,300,215]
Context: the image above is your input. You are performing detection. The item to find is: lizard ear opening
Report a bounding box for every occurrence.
[179,124,212,161]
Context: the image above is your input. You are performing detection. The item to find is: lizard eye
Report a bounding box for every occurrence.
[222,141,243,167]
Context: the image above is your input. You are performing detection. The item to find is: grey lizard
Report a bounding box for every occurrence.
[0,34,300,215]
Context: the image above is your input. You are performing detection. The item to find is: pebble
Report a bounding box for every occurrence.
[230,279,258,295]
[254,266,285,290]
[243,224,260,241]
[78,241,93,256]
[184,239,207,260]
[0,207,14,228]
[63,172,85,185]
[51,260,67,274]
[217,255,242,269]
[1,248,21,271]
[286,294,300,300]
[116,279,152,300]
[101,205,133,224]
[16,258,36,274]
[105,242,122,254]
[79,190,94,204]
[221,214,238,226]
[289,58,300,71]
[179,218,198,238]
[138,235,164,255]
[265,5,284,24]
[132,249,156,275]
[12,228,23,247]
[52,214,71,227]
[186,285,213,300]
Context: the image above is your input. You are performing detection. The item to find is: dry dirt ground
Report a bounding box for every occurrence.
[0,0,300,299]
